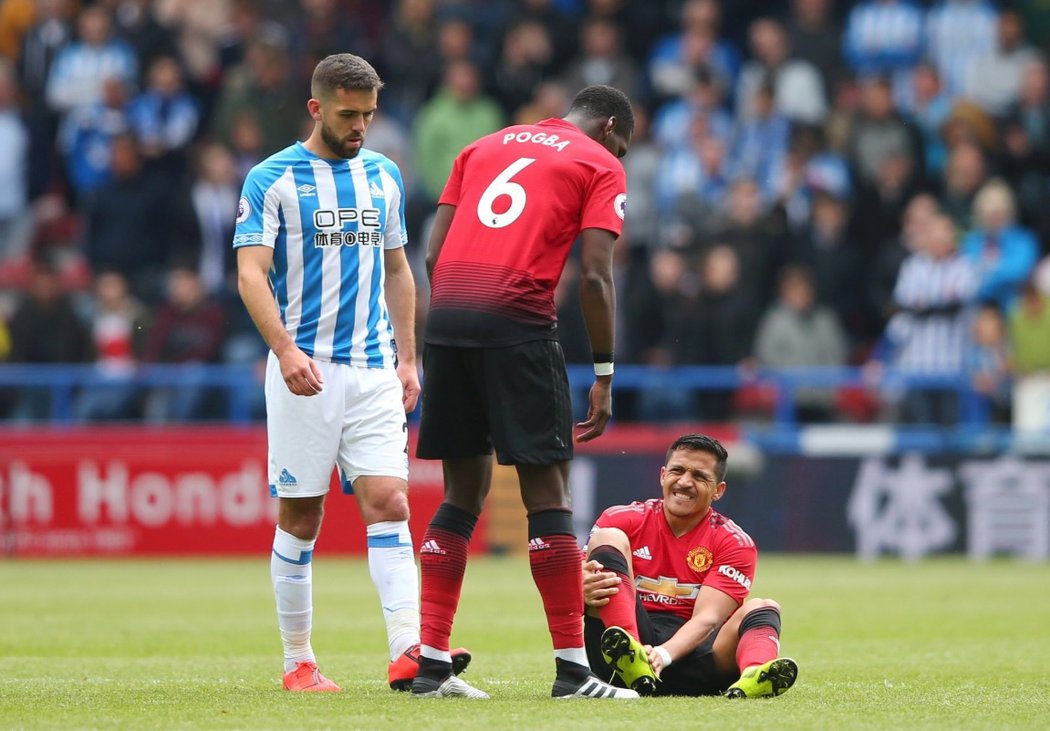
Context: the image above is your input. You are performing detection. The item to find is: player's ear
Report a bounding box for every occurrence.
[603,116,617,137]
[713,482,727,501]
[307,98,322,121]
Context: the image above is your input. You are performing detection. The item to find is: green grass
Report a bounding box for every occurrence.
[2,556,1049,730]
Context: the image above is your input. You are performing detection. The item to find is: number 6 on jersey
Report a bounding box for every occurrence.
[476,157,536,229]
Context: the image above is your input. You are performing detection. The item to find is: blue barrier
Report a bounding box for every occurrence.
[0,362,991,426]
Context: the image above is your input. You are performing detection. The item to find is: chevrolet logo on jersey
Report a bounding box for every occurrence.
[635,574,700,605]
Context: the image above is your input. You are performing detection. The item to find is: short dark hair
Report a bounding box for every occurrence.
[311,54,383,99]
[666,433,729,482]
[568,84,634,137]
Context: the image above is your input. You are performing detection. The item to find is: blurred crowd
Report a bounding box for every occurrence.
[1,0,1050,425]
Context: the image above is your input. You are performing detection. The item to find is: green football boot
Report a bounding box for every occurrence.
[725,657,798,699]
[600,626,658,696]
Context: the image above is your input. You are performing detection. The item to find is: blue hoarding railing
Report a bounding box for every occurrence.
[0,363,992,427]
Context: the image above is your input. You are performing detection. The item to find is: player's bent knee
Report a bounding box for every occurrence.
[586,527,631,555]
[743,597,781,613]
[357,480,411,522]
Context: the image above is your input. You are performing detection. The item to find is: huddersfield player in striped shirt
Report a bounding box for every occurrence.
[235,54,467,693]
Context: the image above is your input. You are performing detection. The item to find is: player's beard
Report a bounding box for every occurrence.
[320,123,363,159]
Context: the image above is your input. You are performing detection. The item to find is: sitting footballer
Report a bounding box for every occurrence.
[582,433,798,698]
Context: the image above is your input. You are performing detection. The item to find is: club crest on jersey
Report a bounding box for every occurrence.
[687,546,713,573]
[236,196,251,224]
[614,193,626,220]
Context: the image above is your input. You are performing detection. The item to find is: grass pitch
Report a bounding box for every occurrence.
[1,555,1049,730]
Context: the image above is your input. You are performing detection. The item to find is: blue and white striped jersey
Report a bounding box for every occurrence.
[233,142,408,368]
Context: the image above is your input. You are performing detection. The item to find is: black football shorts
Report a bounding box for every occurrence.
[416,340,574,465]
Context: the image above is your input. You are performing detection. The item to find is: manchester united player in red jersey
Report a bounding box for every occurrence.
[582,433,798,698]
[411,85,635,700]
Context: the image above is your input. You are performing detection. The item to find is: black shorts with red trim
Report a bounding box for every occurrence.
[416,340,573,466]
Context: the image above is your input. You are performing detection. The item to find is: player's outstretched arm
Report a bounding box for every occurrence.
[237,246,323,396]
[646,585,738,676]
[576,228,616,442]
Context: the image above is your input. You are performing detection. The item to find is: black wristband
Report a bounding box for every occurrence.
[592,351,614,363]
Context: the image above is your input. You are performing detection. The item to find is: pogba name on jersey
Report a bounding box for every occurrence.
[501,130,571,152]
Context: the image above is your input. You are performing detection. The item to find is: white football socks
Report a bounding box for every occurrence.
[366,520,421,660]
[271,526,315,672]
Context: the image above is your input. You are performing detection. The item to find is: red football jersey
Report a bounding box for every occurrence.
[426,118,628,347]
[593,499,757,621]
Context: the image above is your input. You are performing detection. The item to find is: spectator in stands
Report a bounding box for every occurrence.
[45,5,136,116]
[0,58,30,265]
[228,112,266,182]
[965,302,1011,423]
[907,63,952,180]
[656,116,734,215]
[109,0,178,84]
[488,18,554,117]
[773,123,852,232]
[846,75,924,189]
[882,212,978,424]
[58,75,130,204]
[82,132,193,301]
[842,0,924,105]
[753,264,848,421]
[783,0,842,94]
[189,142,239,297]
[18,0,74,199]
[736,17,826,125]
[211,31,304,157]
[74,269,150,422]
[288,0,373,86]
[940,141,987,229]
[141,265,226,422]
[1001,58,1050,246]
[962,8,1040,120]
[619,105,661,250]
[787,189,873,350]
[691,244,763,419]
[651,65,733,152]
[925,0,998,98]
[648,0,740,104]
[870,192,940,334]
[1010,280,1050,376]
[7,256,90,419]
[730,78,790,203]
[959,179,1039,313]
[560,16,641,105]
[127,55,200,183]
[510,0,576,71]
[514,78,570,125]
[0,0,35,62]
[702,177,784,313]
[377,0,442,125]
[635,248,697,421]
[851,147,920,264]
[410,59,503,236]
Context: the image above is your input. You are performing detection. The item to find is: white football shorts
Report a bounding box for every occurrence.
[265,352,409,497]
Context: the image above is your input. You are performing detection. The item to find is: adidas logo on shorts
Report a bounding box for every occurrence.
[277,469,298,487]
